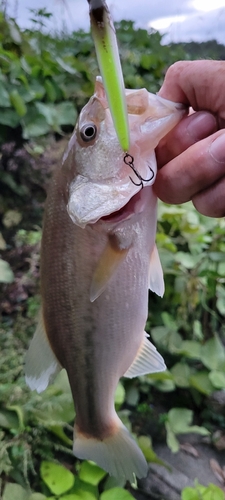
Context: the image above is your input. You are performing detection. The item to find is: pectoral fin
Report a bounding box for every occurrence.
[123,332,166,378]
[149,244,164,297]
[25,308,62,393]
[90,236,129,302]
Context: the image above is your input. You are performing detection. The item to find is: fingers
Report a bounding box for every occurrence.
[192,176,225,217]
[158,60,225,120]
[155,60,225,217]
[156,111,218,168]
[154,130,225,207]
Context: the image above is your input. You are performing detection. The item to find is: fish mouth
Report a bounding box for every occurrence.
[101,188,146,223]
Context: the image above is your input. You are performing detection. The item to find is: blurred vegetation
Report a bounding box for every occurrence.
[0,6,225,500]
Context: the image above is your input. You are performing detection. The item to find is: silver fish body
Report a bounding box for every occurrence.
[25,78,185,482]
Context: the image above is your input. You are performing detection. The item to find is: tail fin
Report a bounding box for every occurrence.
[73,418,148,483]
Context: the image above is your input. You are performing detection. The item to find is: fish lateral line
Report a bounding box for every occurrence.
[123,152,155,189]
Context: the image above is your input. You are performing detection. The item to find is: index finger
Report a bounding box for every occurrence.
[158,60,225,126]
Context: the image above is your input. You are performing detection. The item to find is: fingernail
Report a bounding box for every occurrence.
[209,133,225,163]
[187,112,217,141]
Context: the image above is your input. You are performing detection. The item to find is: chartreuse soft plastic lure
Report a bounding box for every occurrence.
[88,0,129,152]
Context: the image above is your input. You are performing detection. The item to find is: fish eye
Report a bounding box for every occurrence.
[80,123,97,142]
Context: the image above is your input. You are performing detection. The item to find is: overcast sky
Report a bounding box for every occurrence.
[6,0,225,45]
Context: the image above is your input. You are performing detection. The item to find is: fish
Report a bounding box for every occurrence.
[25,77,185,483]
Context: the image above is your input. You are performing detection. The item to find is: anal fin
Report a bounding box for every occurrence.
[123,332,166,378]
[90,235,130,302]
[25,308,62,393]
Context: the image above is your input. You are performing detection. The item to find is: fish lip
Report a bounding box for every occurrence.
[100,188,146,224]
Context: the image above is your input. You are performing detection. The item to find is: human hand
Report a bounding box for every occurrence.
[154,60,225,217]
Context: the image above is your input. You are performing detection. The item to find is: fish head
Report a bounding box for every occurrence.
[64,77,185,228]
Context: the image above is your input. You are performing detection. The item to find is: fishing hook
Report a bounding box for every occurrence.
[123,153,154,189]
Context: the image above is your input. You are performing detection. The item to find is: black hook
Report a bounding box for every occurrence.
[124,153,154,189]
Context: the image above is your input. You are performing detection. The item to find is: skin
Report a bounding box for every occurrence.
[154,60,225,217]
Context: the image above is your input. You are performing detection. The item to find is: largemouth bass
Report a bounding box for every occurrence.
[25,78,184,482]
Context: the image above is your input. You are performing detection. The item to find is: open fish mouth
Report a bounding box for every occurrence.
[68,175,153,228]
[101,187,148,223]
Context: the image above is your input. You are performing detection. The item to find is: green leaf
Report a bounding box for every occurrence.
[29,495,47,500]
[79,461,106,485]
[170,363,191,388]
[35,102,57,126]
[49,425,73,446]
[166,408,209,438]
[56,57,77,74]
[181,487,200,500]
[45,79,57,102]
[54,369,72,394]
[147,370,173,381]
[55,101,77,126]
[35,375,74,426]
[175,252,198,269]
[167,408,192,434]
[209,370,225,389]
[40,461,74,495]
[165,423,179,453]
[0,171,28,195]
[138,436,168,467]
[153,379,176,392]
[35,101,76,131]
[182,484,225,500]
[193,320,203,341]
[3,209,22,227]
[151,326,170,345]
[10,90,27,117]
[115,381,125,407]
[8,21,22,44]
[187,426,209,436]
[216,285,225,315]
[60,494,97,500]
[0,259,14,283]
[28,81,46,100]
[0,409,19,429]
[125,385,139,406]
[100,487,134,500]
[71,477,98,499]
[3,483,29,500]
[0,108,20,127]
[218,262,225,276]
[200,335,225,371]
[0,82,10,106]
[189,371,214,395]
[176,341,201,359]
[22,109,50,138]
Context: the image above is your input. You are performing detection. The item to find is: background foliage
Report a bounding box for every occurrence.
[0,7,225,500]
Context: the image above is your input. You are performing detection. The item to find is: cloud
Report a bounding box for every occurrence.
[15,0,195,33]
[108,0,194,25]
[160,7,225,44]
[9,0,225,46]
